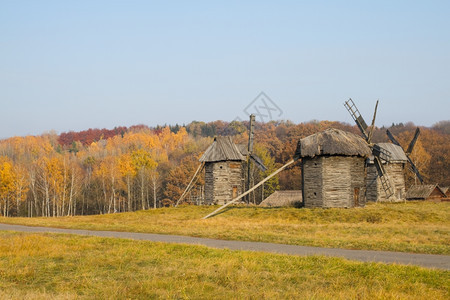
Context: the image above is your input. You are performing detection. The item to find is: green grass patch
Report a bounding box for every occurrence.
[0,231,448,299]
[1,201,449,254]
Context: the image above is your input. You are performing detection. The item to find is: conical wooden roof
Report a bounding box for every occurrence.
[368,143,408,163]
[199,136,246,162]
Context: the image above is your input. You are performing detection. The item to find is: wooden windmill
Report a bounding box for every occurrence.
[199,136,246,205]
[294,128,372,208]
[177,115,266,207]
[344,98,398,201]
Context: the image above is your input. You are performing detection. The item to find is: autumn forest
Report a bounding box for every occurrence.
[0,120,449,217]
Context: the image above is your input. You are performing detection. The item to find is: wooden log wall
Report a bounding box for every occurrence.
[366,165,379,202]
[204,161,243,205]
[302,156,366,208]
[302,158,323,208]
[204,163,215,204]
[367,163,406,202]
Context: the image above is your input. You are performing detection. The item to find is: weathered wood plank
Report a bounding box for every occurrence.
[367,163,405,202]
[302,156,366,208]
[204,161,243,205]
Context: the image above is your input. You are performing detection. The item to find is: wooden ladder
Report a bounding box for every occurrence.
[374,156,395,199]
[379,172,395,199]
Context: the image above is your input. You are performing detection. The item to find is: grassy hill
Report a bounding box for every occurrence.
[1,202,449,255]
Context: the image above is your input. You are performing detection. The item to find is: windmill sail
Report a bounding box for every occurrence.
[344,98,369,140]
[367,100,379,143]
[250,154,267,172]
[344,98,395,200]
[406,156,424,183]
[386,129,402,147]
[406,128,420,155]
[386,128,424,184]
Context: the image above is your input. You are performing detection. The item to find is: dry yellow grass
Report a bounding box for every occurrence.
[0,232,448,299]
[1,201,449,254]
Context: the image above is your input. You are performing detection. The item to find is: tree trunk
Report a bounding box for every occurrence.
[62,158,67,217]
[44,182,50,217]
[140,169,146,210]
[127,176,132,212]
[153,182,157,209]
[67,169,75,216]
[16,197,20,217]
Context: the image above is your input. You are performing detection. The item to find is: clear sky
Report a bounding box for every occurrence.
[1,1,449,138]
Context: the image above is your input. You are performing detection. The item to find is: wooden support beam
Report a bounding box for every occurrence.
[176,162,205,207]
[247,114,255,204]
[202,158,297,219]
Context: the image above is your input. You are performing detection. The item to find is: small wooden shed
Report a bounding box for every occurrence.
[406,184,447,201]
[199,137,246,205]
[294,128,371,208]
[366,143,407,202]
[259,190,303,207]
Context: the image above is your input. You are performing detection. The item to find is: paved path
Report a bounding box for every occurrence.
[1,223,449,270]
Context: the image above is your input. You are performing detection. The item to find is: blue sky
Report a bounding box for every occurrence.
[1,1,449,138]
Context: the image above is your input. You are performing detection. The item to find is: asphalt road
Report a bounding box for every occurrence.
[1,223,449,270]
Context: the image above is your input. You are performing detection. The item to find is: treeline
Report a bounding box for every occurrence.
[0,120,449,217]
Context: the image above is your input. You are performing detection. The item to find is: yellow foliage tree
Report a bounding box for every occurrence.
[0,157,16,216]
[119,153,136,211]
[13,164,29,217]
[131,149,157,210]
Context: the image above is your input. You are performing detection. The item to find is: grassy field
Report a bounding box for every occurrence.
[0,202,449,255]
[0,231,448,299]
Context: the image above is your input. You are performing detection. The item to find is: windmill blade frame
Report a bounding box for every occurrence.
[406,127,420,155]
[386,129,402,147]
[367,100,379,144]
[406,156,424,184]
[385,128,424,184]
[344,98,369,141]
[250,154,267,172]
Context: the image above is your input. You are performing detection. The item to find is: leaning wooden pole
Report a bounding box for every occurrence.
[176,162,205,207]
[247,114,255,204]
[202,158,297,219]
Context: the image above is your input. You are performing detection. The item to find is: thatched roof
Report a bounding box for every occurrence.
[259,190,303,207]
[406,184,447,200]
[199,136,245,162]
[369,143,408,163]
[294,128,371,158]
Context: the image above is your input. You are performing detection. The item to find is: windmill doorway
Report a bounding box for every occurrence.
[354,187,360,207]
[232,186,238,199]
